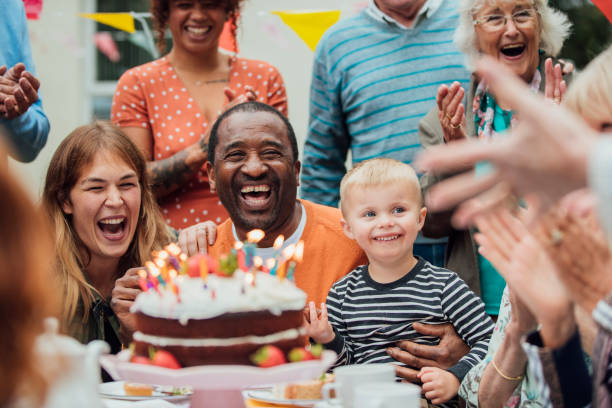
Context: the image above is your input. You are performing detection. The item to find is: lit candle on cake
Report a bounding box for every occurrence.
[246,229,265,268]
[251,256,263,286]
[154,257,169,282]
[273,235,284,252]
[264,258,275,274]
[166,243,182,270]
[287,241,304,281]
[277,244,296,280]
[168,269,180,300]
[137,269,149,292]
[179,253,188,275]
[146,261,165,289]
[234,241,247,271]
[199,255,209,282]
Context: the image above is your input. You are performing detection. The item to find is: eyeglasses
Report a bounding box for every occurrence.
[473,8,537,32]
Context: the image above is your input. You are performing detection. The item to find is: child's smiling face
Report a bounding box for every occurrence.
[341,182,426,268]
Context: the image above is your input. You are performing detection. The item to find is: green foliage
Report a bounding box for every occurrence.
[550,0,612,68]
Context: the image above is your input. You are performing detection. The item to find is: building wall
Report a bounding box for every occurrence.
[11,0,365,200]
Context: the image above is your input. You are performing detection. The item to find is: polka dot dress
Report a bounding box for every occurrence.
[111,56,288,228]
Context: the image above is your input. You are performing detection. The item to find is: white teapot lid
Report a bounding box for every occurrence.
[36,318,87,357]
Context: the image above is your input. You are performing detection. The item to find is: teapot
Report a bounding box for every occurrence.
[36,318,109,408]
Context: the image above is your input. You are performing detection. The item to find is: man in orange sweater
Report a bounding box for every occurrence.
[174,101,470,382]
[203,101,366,305]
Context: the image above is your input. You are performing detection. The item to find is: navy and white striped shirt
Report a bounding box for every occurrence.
[324,258,493,381]
[300,0,470,207]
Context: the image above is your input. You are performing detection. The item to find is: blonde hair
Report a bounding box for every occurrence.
[564,45,612,123]
[339,158,422,214]
[0,150,58,406]
[454,0,571,71]
[42,122,172,330]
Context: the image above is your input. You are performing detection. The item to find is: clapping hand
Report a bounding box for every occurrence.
[198,86,258,151]
[0,63,40,119]
[536,205,612,315]
[436,82,467,142]
[474,208,575,348]
[544,58,567,105]
[417,56,597,228]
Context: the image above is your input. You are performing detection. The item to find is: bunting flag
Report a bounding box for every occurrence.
[592,0,612,23]
[271,10,341,51]
[94,32,120,62]
[23,0,43,20]
[79,13,136,33]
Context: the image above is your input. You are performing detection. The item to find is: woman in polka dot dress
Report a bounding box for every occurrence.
[111,0,287,229]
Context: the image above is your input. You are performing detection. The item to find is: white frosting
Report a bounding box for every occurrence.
[132,327,305,347]
[131,271,306,324]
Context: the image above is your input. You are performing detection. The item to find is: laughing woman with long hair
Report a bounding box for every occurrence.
[42,122,172,352]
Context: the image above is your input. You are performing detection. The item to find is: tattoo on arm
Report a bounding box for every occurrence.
[148,145,207,197]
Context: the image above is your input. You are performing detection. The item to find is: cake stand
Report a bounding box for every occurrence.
[100,350,336,408]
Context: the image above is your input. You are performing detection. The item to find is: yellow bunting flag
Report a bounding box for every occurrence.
[271,10,341,52]
[79,13,136,33]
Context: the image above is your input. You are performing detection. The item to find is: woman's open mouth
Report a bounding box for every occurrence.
[185,25,212,38]
[500,44,526,58]
[98,216,127,241]
[240,185,272,209]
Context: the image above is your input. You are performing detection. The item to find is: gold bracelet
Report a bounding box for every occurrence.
[492,358,524,381]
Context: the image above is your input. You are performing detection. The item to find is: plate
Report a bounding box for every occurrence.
[99,349,337,390]
[99,381,192,402]
[99,350,336,408]
[246,388,320,407]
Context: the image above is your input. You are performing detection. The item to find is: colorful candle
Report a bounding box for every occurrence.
[286,261,296,281]
[235,241,247,271]
[265,258,276,275]
[145,261,161,292]
[277,261,287,280]
[137,270,149,292]
[251,256,263,286]
[245,243,255,268]
[147,261,166,288]
[273,235,285,250]
[199,255,209,282]
[168,269,180,300]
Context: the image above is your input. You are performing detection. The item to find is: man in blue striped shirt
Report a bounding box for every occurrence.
[300,0,470,268]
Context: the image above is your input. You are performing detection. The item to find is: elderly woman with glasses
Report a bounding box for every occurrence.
[418,0,572,406]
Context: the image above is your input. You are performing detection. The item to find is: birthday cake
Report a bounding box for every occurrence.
[130,237,308,367]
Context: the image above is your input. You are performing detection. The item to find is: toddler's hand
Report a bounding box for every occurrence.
[418,366,459,405]
[304,301,335,344]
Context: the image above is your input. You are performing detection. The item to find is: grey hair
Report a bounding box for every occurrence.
[454,0,572,71]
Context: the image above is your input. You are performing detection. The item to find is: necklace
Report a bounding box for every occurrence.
[194,78,229,86]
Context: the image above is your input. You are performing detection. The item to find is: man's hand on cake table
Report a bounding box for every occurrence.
[111,267,144,344]
[386,322,469,383]
[178,221,217,256]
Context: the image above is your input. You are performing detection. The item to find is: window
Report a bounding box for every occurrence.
[85,0,167,120]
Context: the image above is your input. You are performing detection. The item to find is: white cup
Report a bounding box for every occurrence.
[321,364,395,408]
[354,383,421,408]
